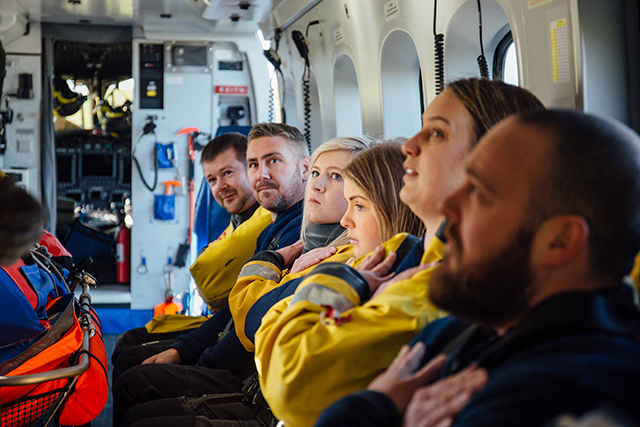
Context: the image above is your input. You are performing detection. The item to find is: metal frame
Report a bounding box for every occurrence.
[0,282,95,427]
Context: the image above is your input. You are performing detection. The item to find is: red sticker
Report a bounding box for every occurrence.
[215,85,248,95]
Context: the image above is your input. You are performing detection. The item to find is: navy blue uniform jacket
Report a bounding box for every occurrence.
[316,284,640,427]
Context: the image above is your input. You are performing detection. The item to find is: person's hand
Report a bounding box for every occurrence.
[368,343,446,414]
[276,241,305,267]
[354,246,397,294]
[402,365,488,427]
[142,348,181,365]
[290,246,337,273]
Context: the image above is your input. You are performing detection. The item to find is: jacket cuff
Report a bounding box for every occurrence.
[170,340,196,365]
[238,251,284,283]
[299,262,370,303]
[248,250,286,270]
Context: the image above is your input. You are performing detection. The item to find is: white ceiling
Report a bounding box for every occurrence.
[0,0,274,28]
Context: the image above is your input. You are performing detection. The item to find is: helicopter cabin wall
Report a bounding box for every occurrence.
[261,0,636,146]
[129,24,270,310]
[1,23,43,203]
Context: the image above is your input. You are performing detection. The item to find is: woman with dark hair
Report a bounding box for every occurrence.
[255,78,545,427]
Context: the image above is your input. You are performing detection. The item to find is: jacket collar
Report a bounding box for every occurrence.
[273,200,303,224]
[446,284,640,373]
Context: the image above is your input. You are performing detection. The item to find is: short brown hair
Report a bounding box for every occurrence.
[520,109,640,281]
[448,78,545,146]
[247,123,309,160]
[201,132,248,165]
[343,141,424,242]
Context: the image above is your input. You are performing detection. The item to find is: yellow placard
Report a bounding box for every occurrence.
[550,19,569,83]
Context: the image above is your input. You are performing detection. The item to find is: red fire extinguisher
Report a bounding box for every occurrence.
[116,225,131,283]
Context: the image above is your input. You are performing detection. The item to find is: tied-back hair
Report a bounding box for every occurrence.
[448,78,545,146]
[343,140,424,243]
[201,132,248,165]
[301,136,371,247]
[247,123,309,161]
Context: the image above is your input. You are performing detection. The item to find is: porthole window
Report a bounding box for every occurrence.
[493,31,519,85]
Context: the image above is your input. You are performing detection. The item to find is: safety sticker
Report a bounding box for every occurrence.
[550,18,570,83]
[384,1,400,22]
[529,0,556,9]
[215,85,248,95]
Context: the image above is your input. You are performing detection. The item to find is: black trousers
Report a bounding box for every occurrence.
[122,393,275,427]
[112,341,174,385]
[112,326,197,365]
[112,364,249,427]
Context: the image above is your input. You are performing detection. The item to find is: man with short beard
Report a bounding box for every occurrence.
[317,110,640,427]
[111,132,271,368]
[112,124,309,427]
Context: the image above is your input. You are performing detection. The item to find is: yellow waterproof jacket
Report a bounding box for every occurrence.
[255,233,447,427]
[145,206,271,334]
[229,244,354,351]
[631,252,640,292]
[189,206,272,308]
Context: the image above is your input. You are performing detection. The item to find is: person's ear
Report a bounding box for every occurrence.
[301,156,310,181]
[533,215,589,267]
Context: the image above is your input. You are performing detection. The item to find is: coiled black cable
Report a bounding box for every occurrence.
[302,68,311,152]
[433,0,445,95]
[268,84,274,122]
[133,122,158,192]
[476,0,490,78]
[277,68,287,124]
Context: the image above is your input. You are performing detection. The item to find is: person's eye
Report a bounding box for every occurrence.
[311,170,320,178]
[355,203,364,211]
[208,178,216,185]
[269,158,281,164]
[331,173,342,181]
[467,183,484,200]
[223,170,233,177]
[248,162,257,169]
[432,128,444,138]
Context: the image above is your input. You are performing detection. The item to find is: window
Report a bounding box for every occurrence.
[493,31,519,85]
[334,55,363,137]
[380,30,422,138]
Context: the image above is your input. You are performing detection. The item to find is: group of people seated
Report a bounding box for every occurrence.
[4,75,640,427]
[106,77,640,427]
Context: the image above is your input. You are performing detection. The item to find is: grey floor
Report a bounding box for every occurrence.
[92,334,116,427]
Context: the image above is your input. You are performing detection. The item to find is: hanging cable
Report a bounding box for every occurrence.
[476,0,490,78]
[268,79,274,122]
[264,29,288,124]
[277,68,287,124]
[302,67,311,150]
[132,119,159,192]
[433,0,446,95]
[292,28,313,152]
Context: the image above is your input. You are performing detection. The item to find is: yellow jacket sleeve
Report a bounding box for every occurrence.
[631,251,640,293]
[229,245,354,351]
[189,206,272,308]
[254,235,446,427]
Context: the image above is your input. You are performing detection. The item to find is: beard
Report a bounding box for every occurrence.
[255,168,304,214]
[429,222,536,328]
[218,190,249,214]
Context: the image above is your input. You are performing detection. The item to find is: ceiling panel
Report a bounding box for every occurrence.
[41,0,134,25]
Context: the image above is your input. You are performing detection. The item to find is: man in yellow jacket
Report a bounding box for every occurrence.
[112,132,272,369]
